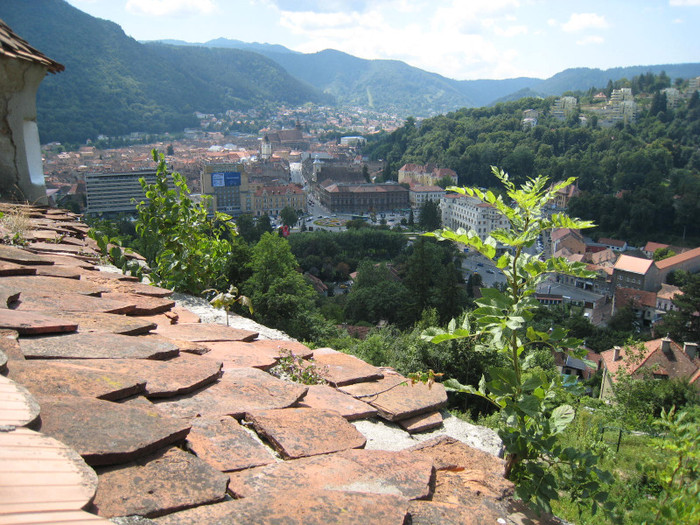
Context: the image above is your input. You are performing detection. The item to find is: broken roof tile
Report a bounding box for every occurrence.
[339,372,447,422]
[152,367,307,419]
[92,446,229,519]
[153,489,409,525]
[154,322,258,343]
[56,354,222,398]
[198,341,279,370]
[311,347,384,386]
[12,290,136,314]
[1,275,108,296]
[37,396,191,466]
[38,311,156,335]
[185,416,277,472]
[100,292,175,316]
[245,407,367,459]
[397,411,444,434]
[298,384,378,421]
[19,332,179,360]
[0,245,55,265]
[0,308,78,335]
[6,360,145,401]
[228,448,435,500]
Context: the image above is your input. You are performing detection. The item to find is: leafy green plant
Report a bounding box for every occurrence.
[204,285,252,326]
[271,350,328,385]
[135,150,236,295]
[648,406,700,524]
[88,229,143,279]
[423,167,611,515]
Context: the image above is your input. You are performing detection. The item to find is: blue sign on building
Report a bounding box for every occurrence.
[211,171,241,187]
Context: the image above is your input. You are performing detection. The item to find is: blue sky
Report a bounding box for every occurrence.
[66,0,700,80]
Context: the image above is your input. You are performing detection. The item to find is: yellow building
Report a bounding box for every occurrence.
[200,163,253,215]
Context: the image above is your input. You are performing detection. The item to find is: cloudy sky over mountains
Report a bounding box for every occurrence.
[67,0,700,80]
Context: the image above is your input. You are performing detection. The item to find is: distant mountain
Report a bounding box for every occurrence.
[0,0,328,144]
[2,0,700,145]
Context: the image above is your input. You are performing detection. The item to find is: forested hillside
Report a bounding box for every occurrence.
[366,74,700,244]
[0,0,327,145]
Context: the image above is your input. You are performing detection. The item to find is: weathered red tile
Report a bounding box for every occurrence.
[407,436,513,501]
[152,367,307,419]
[0,260,36,276]
[198,340,279,370]
[0,329,24,361]
[0,275,108,296]
[33,265,83,279]
[37,311,156,335]
[398,411,444,433]
[248,339,314,358]
[44,254,96,269]
[110,281,173,298]
[298,384,378,420]
[25,241,98,257]
[37,396,191,466]
[0,282,21,307]
[154,322,258,342]
[339,371,447,422]
[92,447,229,518]
[19,332,179,360]
[13,291,136,314]
[186,416,276,472]
[6,360,145,401]
[0,374,40,427]
[311,347,384,386]
[409,500,507,525]
[153,489,409,525]
[57,354,222,398]
[101,292,175,316]
[78,268,140,282]
[0,245,54,265]
[0,427,99,514]
[245,407,366,459]
[0,309,78,335]
[228,448,435,500]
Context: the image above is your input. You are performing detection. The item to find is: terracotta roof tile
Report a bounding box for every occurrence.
[613,254,654,274]
[0,18,64,73]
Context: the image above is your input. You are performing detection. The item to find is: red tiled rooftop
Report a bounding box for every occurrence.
[655,246,700,270]
[613,254,654,274]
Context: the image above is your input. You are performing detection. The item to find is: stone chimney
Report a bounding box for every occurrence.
[684,342,698,361]
[613,346,620,361]
[661,337,672,355]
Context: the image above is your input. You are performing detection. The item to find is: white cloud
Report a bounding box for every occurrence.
[561,13,609,33]
[125,0,217,17]
[576,35,605,45]
[673,17,684,22]
[670,0,700,6]
[493,25,528,37]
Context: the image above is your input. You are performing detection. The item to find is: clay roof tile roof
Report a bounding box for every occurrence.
[0,18,64,73]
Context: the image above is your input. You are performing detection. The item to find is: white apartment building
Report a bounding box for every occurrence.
[85,169,158,215]
[440,193,509,240]
[409,185,445,209]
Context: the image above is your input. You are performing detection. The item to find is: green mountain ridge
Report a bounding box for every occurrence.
[0,0,328,144]
[2,0,700,145]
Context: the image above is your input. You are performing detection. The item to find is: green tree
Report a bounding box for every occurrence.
[243,232,317,339]
[135,150,236,295]
[659,273,700,343]
[344,261,411,327]
[418,199,441,231]
[424,168,610,515]
[653,247,676,261]
[280,206,299,228]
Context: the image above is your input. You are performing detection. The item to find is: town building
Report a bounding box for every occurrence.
[439,194,509,240]
[408,185,445,209]
[0,19,64,204]
[318,182,409,214]
[84,170,158,215]
[612,254,657,291]
[398,164,457,187]
[200,162,253,216]
[253,184,307,217]
[599,338,700,399]
[551,96,578,121]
